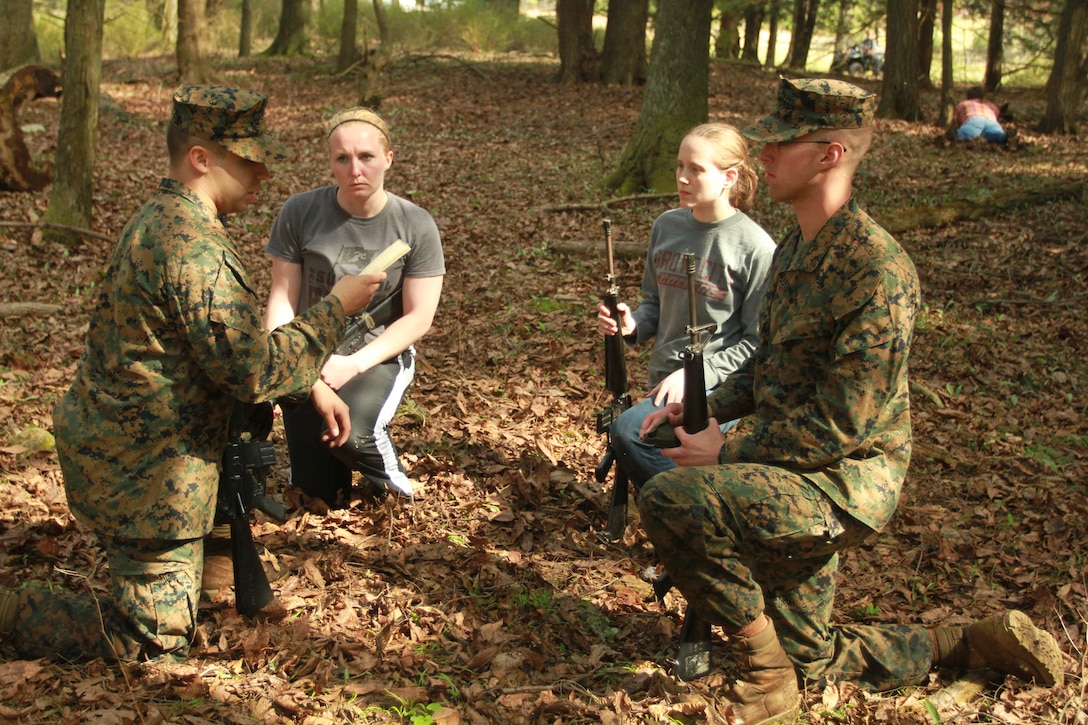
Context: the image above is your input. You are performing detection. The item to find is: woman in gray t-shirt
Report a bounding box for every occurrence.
[264,107,445,506]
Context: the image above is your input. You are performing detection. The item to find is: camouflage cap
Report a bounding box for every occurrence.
[171,84,289,164]
[742,77,876,143]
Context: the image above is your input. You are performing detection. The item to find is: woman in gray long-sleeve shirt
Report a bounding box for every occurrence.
[596,122,776,492]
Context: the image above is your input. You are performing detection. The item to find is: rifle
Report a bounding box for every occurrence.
[337,287,403,356]
[216,401,287,618]
[643,252,714,448]
[594,218,633,544]
[642,252,715,680]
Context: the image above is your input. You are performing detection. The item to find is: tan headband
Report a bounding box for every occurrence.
[324,108,390,145]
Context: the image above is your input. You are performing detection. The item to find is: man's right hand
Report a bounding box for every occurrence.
[330,272,386,316]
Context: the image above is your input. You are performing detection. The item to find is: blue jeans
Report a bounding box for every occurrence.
[956,116,1007,143]
[609,395,739,492]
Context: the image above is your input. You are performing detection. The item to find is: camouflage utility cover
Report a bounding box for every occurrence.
[54,178,344,540]
[742,77,876,143]
[171,84,289,164]
[707,197,920,531]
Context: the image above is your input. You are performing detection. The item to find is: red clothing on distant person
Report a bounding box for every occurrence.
[955,98,1000,127]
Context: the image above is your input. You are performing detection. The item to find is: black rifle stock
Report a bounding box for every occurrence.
[595,218,632,544]
[217,401,287,618]
[337,287,403,357]
[644,252,713,448]
[643,253,715,680]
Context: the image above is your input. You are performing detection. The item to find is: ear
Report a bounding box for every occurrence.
[384,149,394,170]
[820,142,848,168]
[722,166,739,187]
[187,143,215,174]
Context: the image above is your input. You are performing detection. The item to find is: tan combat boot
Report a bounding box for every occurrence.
[726,619,800,725]
[965,610,1064,687]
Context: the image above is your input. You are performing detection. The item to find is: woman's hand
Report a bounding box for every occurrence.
[650,368,685,407]
[319,354,360,391]
[597,301,635,338]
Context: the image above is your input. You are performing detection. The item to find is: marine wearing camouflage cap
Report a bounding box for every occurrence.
[742,76,875,143]
[171,84,289,164]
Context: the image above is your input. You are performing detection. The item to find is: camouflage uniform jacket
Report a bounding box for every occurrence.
[706,197,920,531]
[54,178,346,540]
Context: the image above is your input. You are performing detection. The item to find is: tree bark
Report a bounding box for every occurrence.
[877,0,922,120]
[556,0,599,83]
[42,0,104,244]
[1038,0,1088,134]
[337,0,361,72]
[600,0,648,84]
[265,0,311,56]
[239,0,254,57]
[741,5,765,64]
[766,0,781,67]
[604,0,713,194]
[938,0,954,127]
[786,0,819,69]
[983,0,1005,92]
[917,0,936,89]
[177,0,209,82]
[714,8,742,60]
[0,0,41,72]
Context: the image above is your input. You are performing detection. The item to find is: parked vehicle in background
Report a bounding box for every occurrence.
[831,39,884,77]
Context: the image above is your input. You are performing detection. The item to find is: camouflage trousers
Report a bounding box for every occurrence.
[639,462,933,691]
[10,536,202,662]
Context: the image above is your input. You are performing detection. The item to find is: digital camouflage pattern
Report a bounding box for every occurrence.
[742,77,876,143]
[55,177,345,541]
[639,196,925,689]
[706,197,919,532]
[12,167,349,661]
[10,538,202,661]
[171,85,288,164]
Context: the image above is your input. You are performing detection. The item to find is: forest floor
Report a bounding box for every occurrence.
[1,54,1087,724]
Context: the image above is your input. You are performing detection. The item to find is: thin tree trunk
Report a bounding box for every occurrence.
[239,0,254,57]
[600,0,649,85]
[877,0,922,120]
[42,0,104,244]
[1038,0,1088,134]
[0,0,41,71]
[177,0,208,82]
[984,0,1005,92]
[556,0,599,83]
[939,0,954,127]
[917,0,936,89]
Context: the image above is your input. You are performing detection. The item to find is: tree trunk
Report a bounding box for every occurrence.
[556,0,599,83]
[604,0,713,194]
[787,0,819,69]
[600,0,649,85]
[833,0,853,59]
[766,0,781,67]
[917,0,936,89]
[177,0,208,82]
[984,0,1005,92]
[373,0,392,46]
[265,0,311,56]
[239,0,254,57]
[42,0,104,244]
[337,0,361,72]
[0,0,41,72]
[877,0,921,120]
[938,0,954,127]
[741,5,764,64]
[1038,0,1088,134]
[714,8,742,59]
